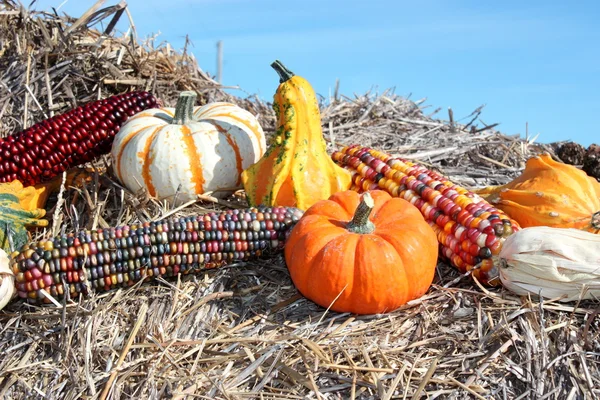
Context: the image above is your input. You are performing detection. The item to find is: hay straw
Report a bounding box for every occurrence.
[0,2,598,399]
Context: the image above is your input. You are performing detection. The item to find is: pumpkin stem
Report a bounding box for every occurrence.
[592,211,600,229]
[271,60,295,84]
[347,192,375,234]
[173,91,197,125]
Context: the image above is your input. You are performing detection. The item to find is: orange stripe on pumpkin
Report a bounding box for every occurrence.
[139,126,163,197]
[180,125,205,194]
[219,112,265,154]
[213,122,243,186]
[115,126,156,183]
[195,103,264,154]
[198,103,222,113]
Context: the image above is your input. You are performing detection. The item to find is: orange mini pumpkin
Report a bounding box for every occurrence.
[284,190,438,314]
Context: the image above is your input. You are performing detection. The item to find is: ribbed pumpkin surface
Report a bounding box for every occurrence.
[284,190,438,314]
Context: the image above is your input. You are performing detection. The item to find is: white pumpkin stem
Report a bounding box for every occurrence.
[347,192,375,234]
[173,91,197,125]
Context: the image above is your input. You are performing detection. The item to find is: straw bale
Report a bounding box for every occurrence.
[0,2,598,399]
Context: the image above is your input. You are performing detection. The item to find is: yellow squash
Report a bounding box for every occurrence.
[474,154,600,233]
[241,60,352,210]
[0,168,100,253]
[14,168,100,211]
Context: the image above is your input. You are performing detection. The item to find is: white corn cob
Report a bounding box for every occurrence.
[498,226,600,302]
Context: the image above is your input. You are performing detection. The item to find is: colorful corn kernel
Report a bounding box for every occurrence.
[9,206,304,304]
[331,145,521,285]
[0,91,159,186]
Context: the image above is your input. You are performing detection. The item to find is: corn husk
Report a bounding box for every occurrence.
[498,226,600,302]
[0,248,15,311]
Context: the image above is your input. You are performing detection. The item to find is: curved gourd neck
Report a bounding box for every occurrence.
[271,60,295,84]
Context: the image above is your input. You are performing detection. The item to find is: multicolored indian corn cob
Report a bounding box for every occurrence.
[0,91,159,186]
[331,145,521,285]
[9,206,303,304]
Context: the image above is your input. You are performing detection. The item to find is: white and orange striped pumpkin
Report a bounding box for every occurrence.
[110,91,266,204]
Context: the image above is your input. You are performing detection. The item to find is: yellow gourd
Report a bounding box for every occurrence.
[241,60,352,211]
[474,154,600,233]
[11,168,99,211]
[0,168,99,253]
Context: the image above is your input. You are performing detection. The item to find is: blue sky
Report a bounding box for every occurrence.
[33,0,599,146]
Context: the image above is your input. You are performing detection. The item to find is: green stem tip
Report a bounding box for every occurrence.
[346,192,375,234]
[271,60,295,84]
[173,91,198,125]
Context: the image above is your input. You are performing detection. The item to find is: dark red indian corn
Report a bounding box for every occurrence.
[332,145,521,285]
[10,205,304,304]
[0,91,159,186]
